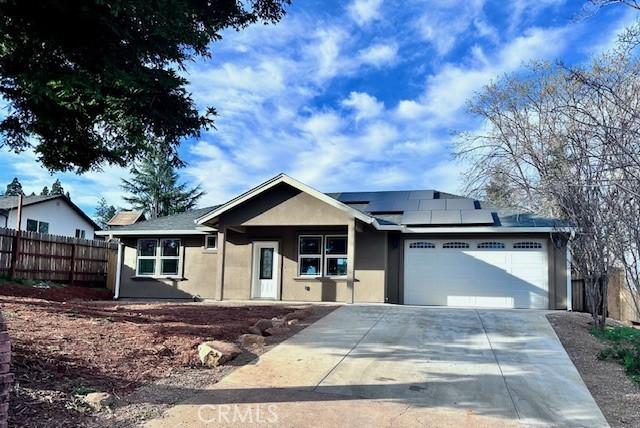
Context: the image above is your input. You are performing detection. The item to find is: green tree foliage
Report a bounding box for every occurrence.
[121,146,204,219]
[40,186,49,196]
[0,0,290,172]
[4,177,23,196]
[50,179,64,196]
[95,197,117,229]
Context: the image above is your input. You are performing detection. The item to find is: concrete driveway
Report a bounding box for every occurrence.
[146,306,608,428]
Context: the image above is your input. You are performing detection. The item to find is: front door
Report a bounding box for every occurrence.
[251,241,279,299]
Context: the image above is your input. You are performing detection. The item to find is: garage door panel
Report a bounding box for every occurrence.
[404,239,548,309]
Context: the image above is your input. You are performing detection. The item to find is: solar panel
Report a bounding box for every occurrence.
[402,211,432,225]
[408,190,434,200]
[367,198,419,212]
[445,199,476,210]
[460,209,494,224]
[430,210,462,224]
[366,200,397,212]
[418,199,446,210]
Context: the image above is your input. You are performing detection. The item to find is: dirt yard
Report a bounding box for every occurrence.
[0,283,336,427]
[547,312,640,428]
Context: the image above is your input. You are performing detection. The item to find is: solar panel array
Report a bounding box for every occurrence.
[331,190,495,226]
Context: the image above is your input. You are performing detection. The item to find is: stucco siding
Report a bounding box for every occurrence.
[119,235,218,299]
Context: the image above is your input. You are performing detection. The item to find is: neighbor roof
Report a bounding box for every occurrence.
[96,206,219,236]
[107,211,146,227]
[0,194,101,230]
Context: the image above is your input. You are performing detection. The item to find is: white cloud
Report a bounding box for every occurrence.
[357,42,398,67]
[348,0,384,26]
[342,92,384,122]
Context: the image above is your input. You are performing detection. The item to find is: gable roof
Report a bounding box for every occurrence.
[107,211,145,227]
[96,206,219,236]
[195,174,375,225]
[0,194,101,230]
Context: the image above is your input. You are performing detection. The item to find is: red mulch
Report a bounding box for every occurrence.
[0,283,297,427]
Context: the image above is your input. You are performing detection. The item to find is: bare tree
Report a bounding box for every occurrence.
[457,40,640,328]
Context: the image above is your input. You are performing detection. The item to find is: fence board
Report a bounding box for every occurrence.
[0,227,117,287]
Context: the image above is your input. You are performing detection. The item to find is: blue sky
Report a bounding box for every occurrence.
[0,0,636,217]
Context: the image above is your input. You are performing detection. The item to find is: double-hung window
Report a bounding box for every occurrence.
[136,238,182,277]
[298,236,322,276]
[324,236,347,276]
[26,219,49,234]
[298,235,348,277]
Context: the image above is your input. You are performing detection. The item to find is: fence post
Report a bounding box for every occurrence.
[8,231,19,279]
[69,243,76,286]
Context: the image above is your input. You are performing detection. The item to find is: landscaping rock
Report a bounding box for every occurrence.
[271,318,287,329]
[284,309,312,322]
[287,318,299,326]
[253,318,274,332]
[197,341,241,367]
[81,392,114,411]
[248,326,263,336]
[264,327,290,336]
[238,334,266,349]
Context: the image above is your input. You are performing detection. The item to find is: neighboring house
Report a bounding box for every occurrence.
[0,209,7,228]
[98,174,572,309]
[0,195,100,239]
[107,211,146,229]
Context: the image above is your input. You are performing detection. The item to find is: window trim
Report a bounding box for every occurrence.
[324,235,347,277]
[298,235,323,277]
[513,241,543,249]
[409,241,435,249]
[477,241,505,249]
[75,229,86,239]
[135,238,183,278]
[204,234,217,250]
[26,218,49,234]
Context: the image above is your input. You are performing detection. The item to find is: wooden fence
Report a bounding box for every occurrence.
[571,269,640,323]
[0,228,117,287]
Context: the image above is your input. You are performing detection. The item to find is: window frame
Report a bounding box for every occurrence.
[135,238,183,278]
[442,242,470,249]
[513,241,543,249]
[409,241,435,249]
[204,234,217,250]
[26,218,49,234]
[477,241,505,249]
[298,235,323,277]
[324,235,347,277]
[75,229,86,239]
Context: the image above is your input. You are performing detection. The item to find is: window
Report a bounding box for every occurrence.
[205,235,217,250]
[513,241,542,249]
[298,235,348,277]
[136,238,182,277]
[325,236,347,276]
[26,219,49,234]
[477,242,505,249]
[75,229,86,239]
[298,236,322,276]
[443,242,469,249]
[259,248,274,279]
[409,242,435,249]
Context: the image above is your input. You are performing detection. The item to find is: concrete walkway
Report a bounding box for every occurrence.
[145,306,608,428]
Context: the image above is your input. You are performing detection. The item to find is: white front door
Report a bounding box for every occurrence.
[251,241,279,299]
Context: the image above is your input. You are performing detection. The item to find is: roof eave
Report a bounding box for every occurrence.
[96,228,216,236]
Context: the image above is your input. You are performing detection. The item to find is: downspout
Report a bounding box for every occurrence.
[566,233,574,311]
[114,241,123,300]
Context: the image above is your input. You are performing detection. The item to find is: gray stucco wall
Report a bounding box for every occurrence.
[119,235,218,299]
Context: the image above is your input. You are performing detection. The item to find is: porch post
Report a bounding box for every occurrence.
[346,219,356,304]
[215,227,226,301]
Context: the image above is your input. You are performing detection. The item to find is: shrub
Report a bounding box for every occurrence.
[593,325,640,383]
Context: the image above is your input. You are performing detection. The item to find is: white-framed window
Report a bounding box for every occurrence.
[409,241,435,249]
[443,242,469,249]
[26,218,49,234]
[204,234,217,250]
[136,238,182,277]
[298,235,322,276]
[477,242,505,249]
[75,229,86,239]
[325,235,347,277]
[513,241,542,249]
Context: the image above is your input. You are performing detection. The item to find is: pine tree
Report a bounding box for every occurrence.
[50,179,64,195]
[41,186,49,196]
[121,146,204,219]
[4,177,23,196]
[95,197,117,229]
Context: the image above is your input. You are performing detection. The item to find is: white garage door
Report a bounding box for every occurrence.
[404,239,548,309]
